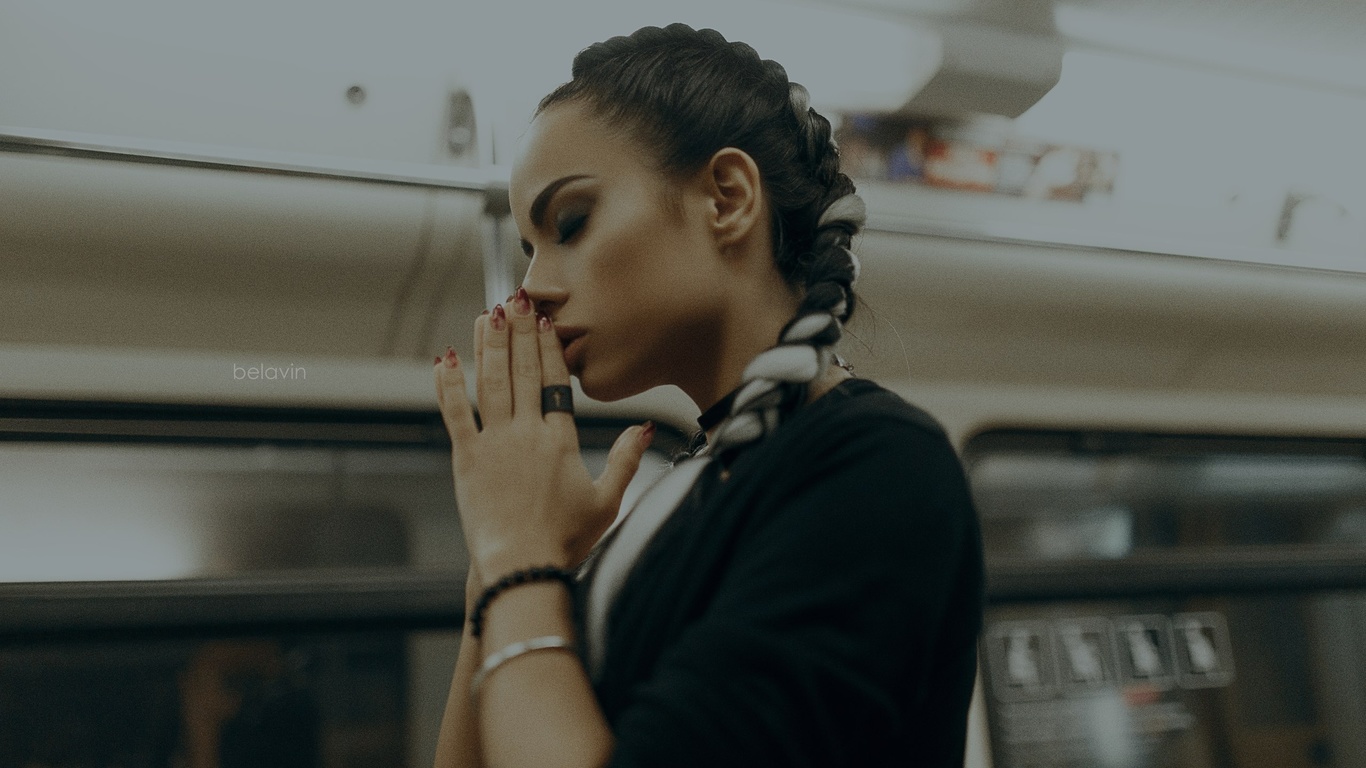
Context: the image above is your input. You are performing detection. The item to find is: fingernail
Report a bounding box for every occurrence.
[434,355,443,365]
[537,312,551,331]
[513,286,531,315]
[639,421,656,448]
[481,309,490,316]
[445,346,458,366]
[492,304,506,330]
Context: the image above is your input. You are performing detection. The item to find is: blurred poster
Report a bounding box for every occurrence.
[835,113,1119,202]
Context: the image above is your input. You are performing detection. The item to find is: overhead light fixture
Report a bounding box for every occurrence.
[707,0,1065,117]
[1054,5,1366,97]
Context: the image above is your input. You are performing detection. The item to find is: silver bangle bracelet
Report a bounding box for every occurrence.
[470,635,577,701]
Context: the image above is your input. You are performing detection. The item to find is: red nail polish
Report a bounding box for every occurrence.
[492,304,506,330]
[639,421,656,448]
[537,313,551,331]
[434,355,443,365]
[481,309,490,316]
[513,286,531,315]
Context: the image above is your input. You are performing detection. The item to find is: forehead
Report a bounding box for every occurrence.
[509,101,655,217]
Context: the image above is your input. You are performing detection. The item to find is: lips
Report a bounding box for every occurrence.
[555,326,588,370]
[555,326,588,345]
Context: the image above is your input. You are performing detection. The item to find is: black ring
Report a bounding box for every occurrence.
[541,385,574,415]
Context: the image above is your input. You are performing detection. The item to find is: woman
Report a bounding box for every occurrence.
[432,23,983,768]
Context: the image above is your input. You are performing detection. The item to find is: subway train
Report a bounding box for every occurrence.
[2,1,1365,766]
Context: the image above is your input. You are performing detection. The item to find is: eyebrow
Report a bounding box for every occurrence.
[529,174,593,229]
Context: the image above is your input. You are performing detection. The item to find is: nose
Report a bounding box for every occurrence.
[521,258,567,311]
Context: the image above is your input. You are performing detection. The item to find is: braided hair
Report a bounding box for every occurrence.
[537,23,866,463]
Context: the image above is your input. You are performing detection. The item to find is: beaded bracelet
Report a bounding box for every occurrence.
[469,565,576,639]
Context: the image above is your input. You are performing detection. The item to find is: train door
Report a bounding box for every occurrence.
[966,430,1366,768]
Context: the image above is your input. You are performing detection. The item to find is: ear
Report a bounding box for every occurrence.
[701,147,765,249]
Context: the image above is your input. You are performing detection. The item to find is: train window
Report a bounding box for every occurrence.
[0,403,681,583]
[0,400,684,767]
[966,432,1366,560]
[966,431,1366,768]
[0,441,456,582]
[0,633,410,768]
[2,574,474,768]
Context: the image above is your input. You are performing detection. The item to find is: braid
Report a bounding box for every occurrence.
[707,201,865,462]
[706,81,865,463]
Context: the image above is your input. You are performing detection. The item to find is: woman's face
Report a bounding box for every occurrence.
[510,100,729,402]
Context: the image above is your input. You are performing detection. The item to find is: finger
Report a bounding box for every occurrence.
[473,310,488,425]
[479,304,512,427]
[435,352,446,410]
[475,309,487,373]
[537,311,575,432]
[593,421,654,508]
[434,347,479,452]
[507,288,542,423]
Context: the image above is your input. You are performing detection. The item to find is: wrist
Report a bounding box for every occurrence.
[476,544,573,587]
[468,565,576,639]
[464,567,482,603]
[463,608,480,640]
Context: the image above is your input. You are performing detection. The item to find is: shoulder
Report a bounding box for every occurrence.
[729,378,975,546]
[707,378,984,659]
[806,378,948,436]
[773,378,959,475]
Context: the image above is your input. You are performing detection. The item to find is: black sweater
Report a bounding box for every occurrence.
[573,377,984,767]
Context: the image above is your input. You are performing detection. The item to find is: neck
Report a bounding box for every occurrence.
[701,364,852,445]
[675,230,849,443]
[676,277,800,421]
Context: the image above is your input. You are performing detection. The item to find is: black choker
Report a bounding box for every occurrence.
[678,386,743,460]
[696,387,740,434]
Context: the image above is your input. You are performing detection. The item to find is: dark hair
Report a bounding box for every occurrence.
[538,23,866,462]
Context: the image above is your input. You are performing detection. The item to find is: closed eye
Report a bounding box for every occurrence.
[557,213,588,244]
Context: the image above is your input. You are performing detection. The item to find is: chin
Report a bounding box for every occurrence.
[575,366,652,404]
[575,373,624,404]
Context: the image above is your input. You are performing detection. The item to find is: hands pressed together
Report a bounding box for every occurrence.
[430,289,630,768]
[434,287,656,590]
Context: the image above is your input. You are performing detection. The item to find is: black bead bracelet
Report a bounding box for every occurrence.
[469,565,577,639]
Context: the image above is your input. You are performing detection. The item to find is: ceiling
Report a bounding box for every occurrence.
[825,0,1366,94]
[1057,0,1366,63]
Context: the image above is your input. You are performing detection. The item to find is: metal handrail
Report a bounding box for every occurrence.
[0,126,501,195]
[5,548,1366,642]
[0,569,467,642]
[0,397,690,450]
[987,546,1366,603]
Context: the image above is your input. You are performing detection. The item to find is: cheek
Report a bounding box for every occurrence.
[580,184,723,332]
[598,224,714,326]
[583,199,681,297]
